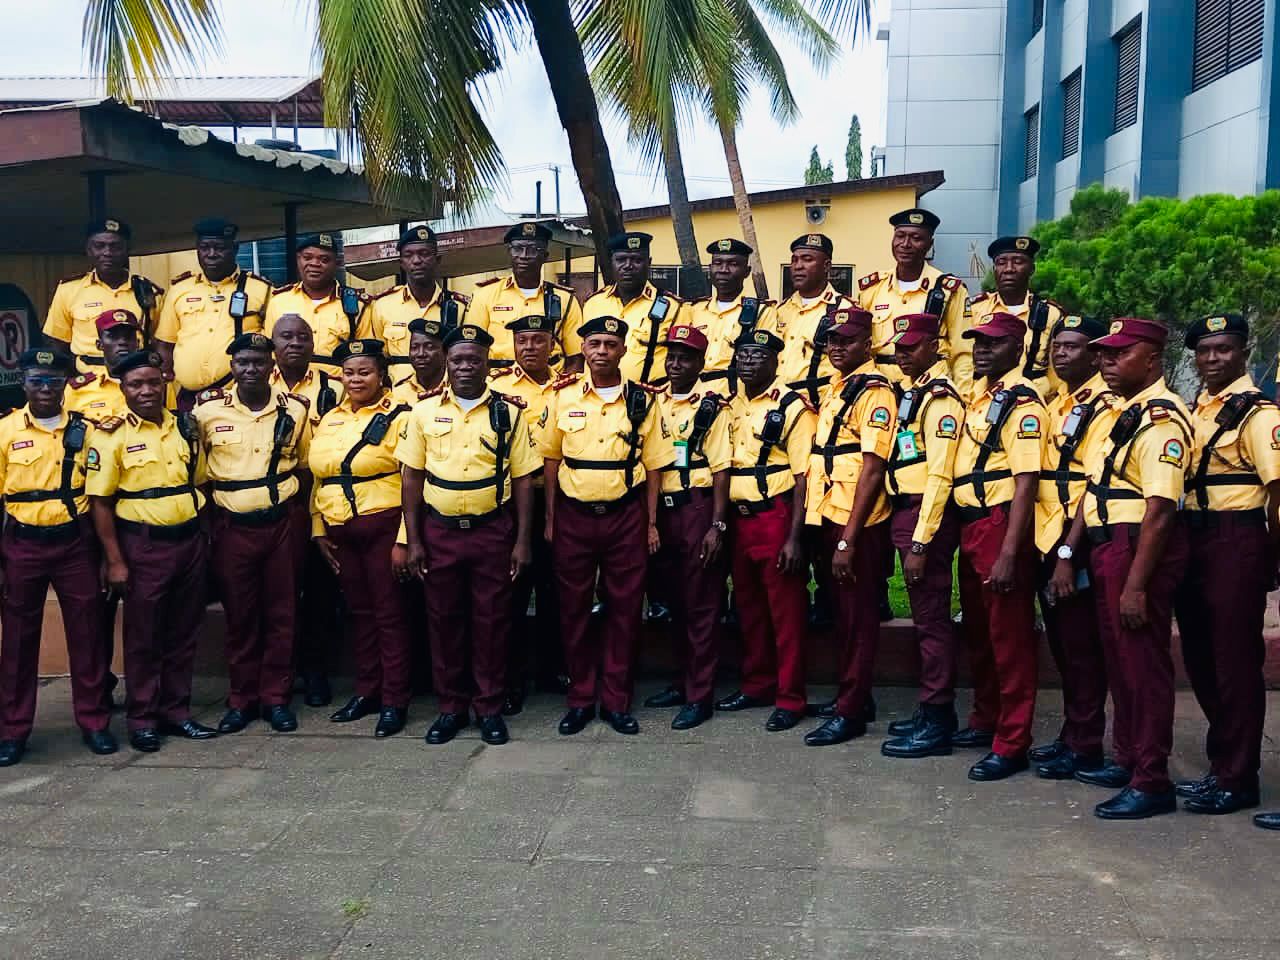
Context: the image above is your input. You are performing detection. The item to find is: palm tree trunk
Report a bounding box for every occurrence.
[660,120,708,299]
[524,0,625,282]
[718,117,768,299]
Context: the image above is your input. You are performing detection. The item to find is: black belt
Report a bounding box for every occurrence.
[812,442,861,457]
[728,465,789,478]
[426,504,503,529]
[659,487,711,510]
[562,487,640,515]
[79,355,107,366]
[1086,480,1142,502]
[320,470,397,488]
[564,457,630,472]
[425,472,497,491]
[6,486,87,503]
[953,469,1012,490]
[3,515,85,542]
[116,485,195,501]
[1086,522,1140,546]
[210,469,296,492]
[1182,507,1266,529]
[221,502,293,527]
[117,517,201,541]
[956,501,1010,524]
[732,495,779,516]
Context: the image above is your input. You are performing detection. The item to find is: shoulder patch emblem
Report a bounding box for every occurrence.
[941,276,960,291]
[1159,437,1185,466]
[936,414,958,439]
[86,447,101,471]
[197,388,225,404]
[1016,413,1042,439]
[868,406,892,430]
[857,272,879,291]
[1271,424,1280,451]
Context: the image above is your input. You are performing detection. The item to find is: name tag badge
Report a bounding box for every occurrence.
[673,440,689,469]
[896,430,918,460]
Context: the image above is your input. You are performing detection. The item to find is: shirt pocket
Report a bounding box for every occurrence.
[382,320,411,355]
[120,443,161,471]
[208,428,243,450]
[425,420,452,460]
[6,442,41,468]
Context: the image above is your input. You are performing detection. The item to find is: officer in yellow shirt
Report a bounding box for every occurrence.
[688,238,778,381]
[195,332,311,737]
[772,233,855,406]
[540,315,673,736]
[65,308,144,425]
[43,218,164,371]
[1057,317,1191,820]
[154,218,273,408]
[468,222,585,370]
[803,308,895,747]
[367,225,470,361]
[0,349,113,767]
[86,350,214,753]
[965,236,1063,397]
[951,311,1055,782]
[580,232,687,385]
[1173,313,1280,819]
[264,234,372,368]
[399,323,539,747]
[269,313,344,428]
[390,318,446,404]
[856,208,971,397]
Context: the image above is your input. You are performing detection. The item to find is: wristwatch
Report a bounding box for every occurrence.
[1056,544,1074,561]
[711,520,727,532]
[836,539,850,552]
[909,541,927,556]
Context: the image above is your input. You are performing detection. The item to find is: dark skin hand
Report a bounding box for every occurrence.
[896,335,945,585]
[297,248,338,297]
[1048,506,1087,602]
[825,329,881,582]
[891,226,931,282]
[709,253,749,301]
[789,249,829,298]
[665,343,726,566]
[992,252,1033,306]
[400,241,440,303]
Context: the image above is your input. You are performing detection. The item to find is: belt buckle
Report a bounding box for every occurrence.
[737,503,750,516]
[662,495,675,508]
[592,504,607,515]
[458,518,472,530]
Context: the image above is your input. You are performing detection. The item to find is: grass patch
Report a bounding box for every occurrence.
[341,898,370,921]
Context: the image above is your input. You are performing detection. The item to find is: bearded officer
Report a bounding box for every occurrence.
[368,225,470,362]
[688,238,778,380]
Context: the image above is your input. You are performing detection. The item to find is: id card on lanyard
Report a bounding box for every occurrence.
[896,428,918,461]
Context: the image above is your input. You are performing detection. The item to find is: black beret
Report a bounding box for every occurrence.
[988,236,1039,258]
[442,323,494,351]
[18,348,73,373]
[398,224,437,250]
[790,233,833,256]
[1051,315,1108,341]
[295,232,338,254]
[577,316,629,339]
[607,232,652,254]
[194,218,238,241]
[226,332,274,356]
[408,317,444,339]
[86,217,131,240]
[113,350,163,378]
[333,339,386,363]
[506,314,554,334]
[889,208,941,232]
[707,238,752,256]
[733,329,785,354]
[1185,312,1249,349]
[504,222,552,244]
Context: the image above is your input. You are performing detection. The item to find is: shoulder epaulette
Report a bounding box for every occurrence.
[421,386,445,400]
[59,271,90,285]
[285,391,310,409]
[356,291,372,304]
[636,381,664,394]
[490,367,514,380]
[550,281,576,294]
[966,292,989,307]
[169,271,194,285]
[782,388,816,414]
[272,283,295,295]
[495,391,527,409]
[474,277,500,288]
[448,291,471,304]
[687,296,710,305]
[246,272,272,287]
[585,288,609,301]
[929,381,958,397]
[95,415,124,433]
[940,275,961,291]
[369,286,400,302]
[759,298,778,307]
[196,387,225,405]
[552,373,582,391]
[68,372,96,389]
[858,272,880,291]
[662,291,685,304]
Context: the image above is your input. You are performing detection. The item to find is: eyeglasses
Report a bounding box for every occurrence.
[508,243,544,257]
[24,376,67,389]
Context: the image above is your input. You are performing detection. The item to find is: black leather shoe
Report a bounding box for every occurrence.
[887,707,923,738]
[1095,785,1176,820]
[951,727,994,750]
[1036,750,1104,780]
[479,714,509,745]
[129,729,161,753]
[715,691,770,712]
[425,712,468,745]
[303,674,332,708]
[878,596,895,622]
[765,708,802,732]
[968,751,1029,781]
[1074,763,1131,789]
[81,729,118,756]
[501,693,524,717]
[806,698,837,719]
[1175,772,1216,799]
[558,706,596,736]
[807,603,833,629]
[160,720,218,740]
[881,704,956,759]
[1029,739,1067,764]
[374,707,407,738]
[804,715,866,746]
[671,699,712,731]
[217,706,258,734]
[1184,787,1260,815]
[601,709,640,735]
[0,739,26,766]
[644,685,686,709]
[862,695,877,724]
[1253,811,1280,830]
[329,696,380,723]
[646,601,671,623]
[265,705,298,733]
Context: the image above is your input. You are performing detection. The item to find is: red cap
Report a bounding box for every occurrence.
[95,308,141,333]
[963,311,1027,341]
[665,324,708,353]
[887,312,940,347]
[1090,316,1169,349]
[828,307,873,338]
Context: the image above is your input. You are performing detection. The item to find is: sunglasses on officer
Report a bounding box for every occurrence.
[23,374,67,390]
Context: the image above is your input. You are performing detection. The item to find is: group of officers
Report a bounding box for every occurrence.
[0,208,1277,831]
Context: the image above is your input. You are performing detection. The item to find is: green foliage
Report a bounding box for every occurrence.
[845,114,862,180]
[804,145,834,185]
[83,0,223,103]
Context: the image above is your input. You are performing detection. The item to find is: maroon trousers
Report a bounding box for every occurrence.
[654,489,725,705]
[211,502,307,709]
[554,495,647,713]
[1038,550,1109,758]
[423,509,515,717]
[1175,513,1270,793]
[957,505,1039,759]
[730,498,808,712]
[119,525,207,732]
[1090,522,1188,793]
[891,498,961,706]
[822,518,890,719]
[327,509,413,709]
[0,523,108,740]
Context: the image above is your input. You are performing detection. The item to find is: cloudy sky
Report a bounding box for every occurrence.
[7,0,888,216]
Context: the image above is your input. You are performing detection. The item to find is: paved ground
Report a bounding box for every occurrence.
[1,678,1277,960]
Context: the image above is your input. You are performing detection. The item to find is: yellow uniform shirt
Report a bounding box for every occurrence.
[965,291,1063,397]
[538,375,674,502]
[65,371,127,425]
[468,276,585,362]
[397,387,540,517]
[0,408,92,525]
[655,388,733,495]
[1083,379,1191,529]
[726,380,817,504]
[308,392,409,529]
[489,367,554,438]
[771,285,852,397]
[1044,373,1118,518]
[43,271,165,368]
[806,363,896,527]
[857,265,971,397]
[265,284,373,370]
[195,387,311,514]
[1185,374,1280,513]
[269,367,344,428]
[86,411,206,526]
[885,361,965,545]
[390,372,443,407]
[154,269,272,392]
[368,284,470,359]
[686,294,779,373]
[580,283,688,383]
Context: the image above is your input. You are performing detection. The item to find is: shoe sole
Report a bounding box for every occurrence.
[1183,800,1259,815]
[1095,805,1175,820]
[1075,778,1132,789]
[880,743,953,759]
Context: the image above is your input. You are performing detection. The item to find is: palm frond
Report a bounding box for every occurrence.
[805,0,873,44]
[82,0,223,102]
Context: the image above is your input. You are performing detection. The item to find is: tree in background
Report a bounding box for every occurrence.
[804,146,834,185]
[845,114,862,180]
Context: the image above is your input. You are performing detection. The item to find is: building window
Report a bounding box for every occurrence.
[1032,0,1045,34]
[649,266,710,297]
[1024,105,1040,180]
[1192,0,1266,91]
[1061,70,1082,159]
[780,265,854,299]
[1113,19,1141,133]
